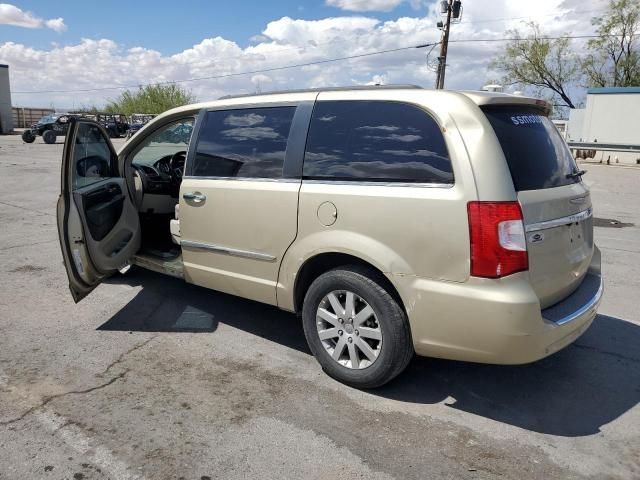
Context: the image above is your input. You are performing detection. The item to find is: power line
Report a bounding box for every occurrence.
[448,34,608,44]
[459,9,604,25]
[88,10,607,71]
[11,43,437,94]
[10,33,619,95]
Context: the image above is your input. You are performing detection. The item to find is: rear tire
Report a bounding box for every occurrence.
[22,130,36,143]
[302,266,413,388]
[43,130,57,144]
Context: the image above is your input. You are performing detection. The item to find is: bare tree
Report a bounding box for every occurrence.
[491,23,581,108]
[583,0,640,87]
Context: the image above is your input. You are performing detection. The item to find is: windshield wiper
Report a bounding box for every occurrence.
[566,169,587,179]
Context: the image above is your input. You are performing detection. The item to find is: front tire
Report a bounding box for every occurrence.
[302,267,413,388]
[22,130,36,143]
[43,130,57,144]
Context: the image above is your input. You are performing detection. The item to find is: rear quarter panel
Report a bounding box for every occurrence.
[277,90,480,311]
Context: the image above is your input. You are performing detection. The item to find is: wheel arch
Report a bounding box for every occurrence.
[291,252,407,317]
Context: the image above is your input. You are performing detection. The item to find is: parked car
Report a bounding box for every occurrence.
[57,86,603,388]
[22,113,81,144]
[126,114,156,139]
[96,113,129,138]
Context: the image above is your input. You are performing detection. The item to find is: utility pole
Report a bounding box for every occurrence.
[435,0,462,89]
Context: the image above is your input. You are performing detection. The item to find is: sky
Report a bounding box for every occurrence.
[0,0,607,109]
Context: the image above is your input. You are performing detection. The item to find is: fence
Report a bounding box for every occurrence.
[12,107,54,128]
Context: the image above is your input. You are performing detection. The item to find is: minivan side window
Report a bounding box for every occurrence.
[303,101,453,184]
[191,107,296,179]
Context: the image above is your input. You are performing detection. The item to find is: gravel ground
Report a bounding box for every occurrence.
[0,134,638,480]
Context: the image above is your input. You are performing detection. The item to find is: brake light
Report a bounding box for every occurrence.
[467,201,528,278]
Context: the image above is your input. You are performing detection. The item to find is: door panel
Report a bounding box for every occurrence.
[179,178,300,305]
[178,102,313,305]
[78,182,124,241]
[72,178,140,272]
[57,119,140,302]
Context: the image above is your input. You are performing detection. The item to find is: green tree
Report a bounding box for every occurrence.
[105,83,196,115]
[490,23,581,108]
[582,0,640,87]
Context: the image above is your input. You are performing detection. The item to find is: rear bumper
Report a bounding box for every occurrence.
[390,246,602,364]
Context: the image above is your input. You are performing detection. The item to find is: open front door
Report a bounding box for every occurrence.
[57,118,141,302]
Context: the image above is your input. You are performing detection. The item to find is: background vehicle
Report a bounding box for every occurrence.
[21,113,81,144]
[126,114,156,139]
[96,113,129,138]
[57,86,602,388]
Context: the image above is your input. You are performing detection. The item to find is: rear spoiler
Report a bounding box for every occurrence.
[458,91,552,115]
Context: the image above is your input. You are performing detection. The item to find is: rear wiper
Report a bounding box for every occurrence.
[566,169,587,179]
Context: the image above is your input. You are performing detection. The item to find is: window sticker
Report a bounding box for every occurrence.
[510,115,544,126]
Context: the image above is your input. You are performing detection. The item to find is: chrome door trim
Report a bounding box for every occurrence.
[525,207,592,233]
[180,240,276,262]
[182,176,300,183]
[301,179,454,189]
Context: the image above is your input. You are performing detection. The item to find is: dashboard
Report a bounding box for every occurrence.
[132,152,186,197]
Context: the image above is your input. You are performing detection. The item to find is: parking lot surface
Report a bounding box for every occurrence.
[0,134,639,480]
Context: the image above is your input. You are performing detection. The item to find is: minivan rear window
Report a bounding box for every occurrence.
[482,106,580,191]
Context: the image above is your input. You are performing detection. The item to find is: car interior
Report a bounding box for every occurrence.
[128,117,195,262]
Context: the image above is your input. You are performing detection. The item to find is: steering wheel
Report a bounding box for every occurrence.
[169,150,187,185]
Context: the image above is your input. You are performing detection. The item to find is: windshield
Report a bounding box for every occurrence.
[482,106,580,191]
[38,115,57,124]
[131,118,194,167]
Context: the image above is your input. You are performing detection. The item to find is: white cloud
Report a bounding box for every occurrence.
[326,0,429,12]
[45,18,67,33]
[326,0,405,12]
[0,3,67,32]
[2,0,606,109]
[0,3,40,28]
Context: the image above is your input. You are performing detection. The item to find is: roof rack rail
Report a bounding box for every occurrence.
[219,84,423,100]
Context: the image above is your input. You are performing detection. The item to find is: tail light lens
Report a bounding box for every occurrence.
[467,201,528,278]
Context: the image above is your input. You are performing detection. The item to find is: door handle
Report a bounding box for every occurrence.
[183,192,206,203]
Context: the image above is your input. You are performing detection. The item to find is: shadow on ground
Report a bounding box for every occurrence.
[99,268,640,437]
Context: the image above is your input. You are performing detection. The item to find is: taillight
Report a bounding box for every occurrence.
[467,201,528,278]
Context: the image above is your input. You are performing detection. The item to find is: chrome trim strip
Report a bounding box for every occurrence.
[181,240,276,262]
[301,179,454,189]
[525,207,592,233]
[182,176,300,183]
[553,274,603,326]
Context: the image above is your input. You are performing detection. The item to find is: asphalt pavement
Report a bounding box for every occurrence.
[0,134,638,479]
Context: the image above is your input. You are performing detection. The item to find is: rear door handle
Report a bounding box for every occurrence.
[183,192,206,203]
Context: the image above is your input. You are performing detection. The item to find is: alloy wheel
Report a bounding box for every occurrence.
[315,290,383,369]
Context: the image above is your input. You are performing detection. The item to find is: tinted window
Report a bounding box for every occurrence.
[483,106,580,191]
[192,107,295,178]
[73,123,115,189]
[303,101,452,184]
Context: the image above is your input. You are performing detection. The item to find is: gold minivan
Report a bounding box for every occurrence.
[57,86,603,387]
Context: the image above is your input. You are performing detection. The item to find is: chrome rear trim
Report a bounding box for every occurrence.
[543,273,603,326]
[181,240,276,262]
[525,207,592,233]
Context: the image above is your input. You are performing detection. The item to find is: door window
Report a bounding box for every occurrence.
[73,122,116,189]
[191,107,296,179]
[303,101,453,184]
